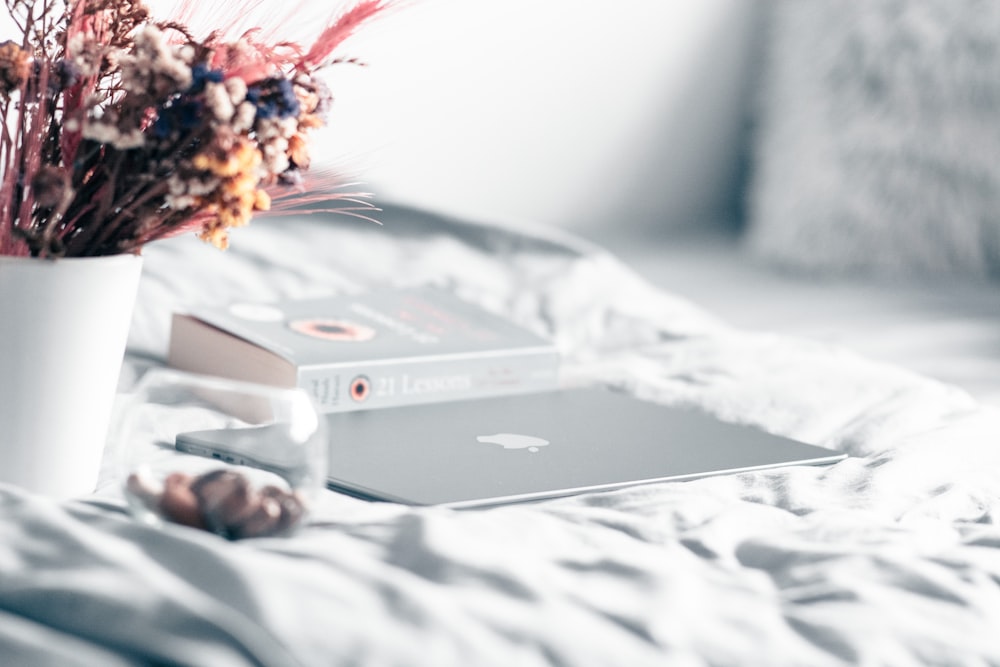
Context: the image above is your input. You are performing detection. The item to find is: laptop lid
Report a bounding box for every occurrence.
[321,388,845,508]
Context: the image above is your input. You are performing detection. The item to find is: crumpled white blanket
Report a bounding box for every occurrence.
[2,205,999,666]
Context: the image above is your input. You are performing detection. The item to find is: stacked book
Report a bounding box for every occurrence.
[168,286,560,412]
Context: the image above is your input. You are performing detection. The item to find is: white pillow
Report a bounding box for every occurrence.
[746,0,1000,278]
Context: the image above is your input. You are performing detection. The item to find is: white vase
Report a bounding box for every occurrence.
[0,254,143,499]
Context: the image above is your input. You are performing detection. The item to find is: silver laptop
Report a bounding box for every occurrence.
[316,387,845,508]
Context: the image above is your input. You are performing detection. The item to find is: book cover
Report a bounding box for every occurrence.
[167,286,560,412]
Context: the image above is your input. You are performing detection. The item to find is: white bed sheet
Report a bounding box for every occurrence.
[2,206,999,666]
[598,228,1000,408]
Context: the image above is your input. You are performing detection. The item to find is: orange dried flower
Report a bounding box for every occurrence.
[297,114,325,130]
[193,135,275,249]
[0,40,29,95]
[193,136,261,179]
[254,189,271,212]
[198,219,230,250]
[288,133,310,169]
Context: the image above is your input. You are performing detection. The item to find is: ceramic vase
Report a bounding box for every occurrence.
[0,254,143,499]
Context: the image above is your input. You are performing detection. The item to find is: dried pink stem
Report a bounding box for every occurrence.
[300,0,390,69]
[2,0,391,257]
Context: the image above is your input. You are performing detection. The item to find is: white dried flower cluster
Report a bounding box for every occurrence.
[225,77,247,104]
[232,102,257,134]
[165,172,221,210]
[203,77,256,133]
[81,26,197,150]
[119,26,193,97]
[256,117,299,175]
[227,79,257,133]
[204,83,234,123]
[66,34,102,78]
[82,119,144,149]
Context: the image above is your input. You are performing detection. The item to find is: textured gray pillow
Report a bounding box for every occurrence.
[746,0,1000,278]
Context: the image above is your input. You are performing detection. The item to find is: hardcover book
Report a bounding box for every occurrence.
[167,287,560,412]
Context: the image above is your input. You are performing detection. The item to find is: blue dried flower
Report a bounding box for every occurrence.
[153,97,204,139]
[246,77,301,121]
[48,59,80,93]
[189,62,224,94]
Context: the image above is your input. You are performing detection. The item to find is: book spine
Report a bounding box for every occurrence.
[297,349,560,413]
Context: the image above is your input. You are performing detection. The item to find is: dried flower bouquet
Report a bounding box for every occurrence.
[0,0,388,258]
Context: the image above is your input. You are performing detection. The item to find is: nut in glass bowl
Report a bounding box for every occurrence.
[111,369,327,539]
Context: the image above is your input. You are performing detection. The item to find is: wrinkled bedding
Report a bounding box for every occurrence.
[2,205,1000,666]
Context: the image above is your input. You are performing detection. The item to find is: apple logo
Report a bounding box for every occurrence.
[476,433,550,453]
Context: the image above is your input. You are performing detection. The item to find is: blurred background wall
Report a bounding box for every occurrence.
[319,0,763,237]
[2,1,763,237]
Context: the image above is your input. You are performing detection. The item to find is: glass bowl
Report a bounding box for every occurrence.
[111,368,326,539]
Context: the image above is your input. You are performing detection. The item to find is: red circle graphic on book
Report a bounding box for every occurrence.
[288,318,376,342]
